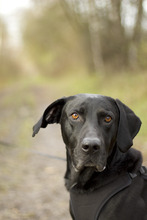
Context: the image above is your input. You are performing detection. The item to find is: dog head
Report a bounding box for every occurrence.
[32,94,141,173]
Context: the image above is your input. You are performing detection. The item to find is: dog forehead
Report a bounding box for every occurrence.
[75,93,102,99]
[65,94,116,112]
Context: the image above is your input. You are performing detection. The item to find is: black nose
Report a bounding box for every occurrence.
[82,138,101,153]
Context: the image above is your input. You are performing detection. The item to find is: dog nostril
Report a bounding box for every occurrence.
[82,144,89,152]
[82,144,99,152]
[93,145,99,151]
[82,138,101,153]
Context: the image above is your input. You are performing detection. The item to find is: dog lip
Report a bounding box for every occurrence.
[73,159,106,172]
[84,163,95,167]
[84,162,106,172]
[96,165,106,172]
[73,163,106,173]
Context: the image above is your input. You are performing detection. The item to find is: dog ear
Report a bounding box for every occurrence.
[32,97,68,137]
[115,99,141,153]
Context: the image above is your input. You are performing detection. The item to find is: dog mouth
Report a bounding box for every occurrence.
[85,163,106,172]
[73,159,106,173]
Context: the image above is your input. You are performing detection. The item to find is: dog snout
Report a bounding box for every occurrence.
[82,137,101,153]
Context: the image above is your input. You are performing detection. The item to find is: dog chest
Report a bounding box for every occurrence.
[70,173,132,220]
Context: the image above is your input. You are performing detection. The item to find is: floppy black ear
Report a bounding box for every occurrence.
[116,99,141,153]
[32,97,67,137]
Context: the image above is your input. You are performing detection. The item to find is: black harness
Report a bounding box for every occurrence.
[70,166,147,220]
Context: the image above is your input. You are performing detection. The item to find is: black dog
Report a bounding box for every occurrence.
[33,94,147,220]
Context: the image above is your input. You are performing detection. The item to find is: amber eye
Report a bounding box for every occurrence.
[104,116,112,123]
[71,113,79,120]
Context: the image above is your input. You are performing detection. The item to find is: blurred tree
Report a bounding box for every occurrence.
[61,0,104,72]
[22,0,147,75]
[22,1,86,76]
[130,0,144,66]
[0,17,21,79]
[0,18,7,72]
[62,0,146,70]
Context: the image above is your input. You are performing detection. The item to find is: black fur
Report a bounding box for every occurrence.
[33,94,147,220]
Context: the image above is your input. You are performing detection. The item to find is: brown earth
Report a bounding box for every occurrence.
[0,83,71,220]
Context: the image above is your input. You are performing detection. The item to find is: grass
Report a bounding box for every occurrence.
[1,71,147,135]
[0,71,147,145]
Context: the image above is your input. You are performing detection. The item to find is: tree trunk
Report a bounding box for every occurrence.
[87,0,104,73]
[129,0,144,67]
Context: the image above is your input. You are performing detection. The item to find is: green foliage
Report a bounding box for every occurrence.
[22,2,85,76]
[22,0,147,76]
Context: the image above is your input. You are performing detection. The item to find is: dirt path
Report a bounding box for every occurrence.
[0,83,71,220]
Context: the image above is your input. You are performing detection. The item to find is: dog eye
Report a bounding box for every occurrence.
[104,116,112,123]
[71,113,79,120]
